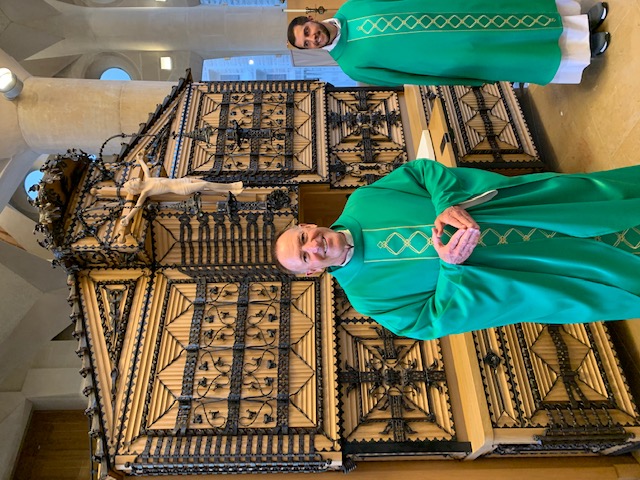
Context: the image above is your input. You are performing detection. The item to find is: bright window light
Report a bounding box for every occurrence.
[0,68,14,90]
[160,57,173,70]
[24,170,44,201]
[100,68,131,80]
[0,67,23,99]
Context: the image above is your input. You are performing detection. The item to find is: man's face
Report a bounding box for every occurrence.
[292,20,331,49]
[275,224,350,274]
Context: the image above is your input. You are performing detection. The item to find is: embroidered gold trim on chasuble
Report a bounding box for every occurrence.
[349,13,559,42]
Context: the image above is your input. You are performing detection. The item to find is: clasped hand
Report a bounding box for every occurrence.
[432,206,480,264]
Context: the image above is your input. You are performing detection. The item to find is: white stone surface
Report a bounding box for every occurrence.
[0,393,31,480]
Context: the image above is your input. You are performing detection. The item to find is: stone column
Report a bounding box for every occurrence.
[16,77,173,154]
[0,47,173,219]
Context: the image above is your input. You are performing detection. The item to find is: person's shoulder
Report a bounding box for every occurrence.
[346,182,376,198]
[338,0,362,7]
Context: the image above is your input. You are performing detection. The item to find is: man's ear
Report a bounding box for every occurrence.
[305,267,324,276]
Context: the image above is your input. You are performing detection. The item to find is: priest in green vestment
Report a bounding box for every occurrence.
[287,0,610,86]
[273,160,640,341]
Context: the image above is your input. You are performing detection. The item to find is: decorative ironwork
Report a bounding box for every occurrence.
[130,434,332,475]
[326,86,407,188]
[34,150,93,272]
[118,71,192,162]
[149,188,297,269]
[170,81,325,185]
[419,86,440,124]
[266,189,291,210]
[114,270,339,473]
[475,322,640,455]
[336,321,454,439]
[336,318,468,458]
[421,83,545,174]
[333,278,464,457]
[96,280,136,396]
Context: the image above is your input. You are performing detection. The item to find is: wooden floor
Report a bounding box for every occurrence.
[526,0,640,173]
[12,411,93,480]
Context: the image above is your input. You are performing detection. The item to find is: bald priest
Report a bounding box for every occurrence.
[273,160,640,341]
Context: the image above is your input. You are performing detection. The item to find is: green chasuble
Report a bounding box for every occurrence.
[329,160,640,340]
[329,0,563,86]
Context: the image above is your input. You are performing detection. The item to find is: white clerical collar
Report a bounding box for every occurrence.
[321,18,341,52]
[337,229,354,266]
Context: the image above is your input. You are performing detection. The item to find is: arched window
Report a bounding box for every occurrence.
[100,68,132,81]
[24,170,43,201]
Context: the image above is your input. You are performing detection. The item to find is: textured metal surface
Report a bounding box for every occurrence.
[333,282,469,459]
[172,82,326,185]
[326,86,407,188]
[475,322,640,455]
[421,83,546,174]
